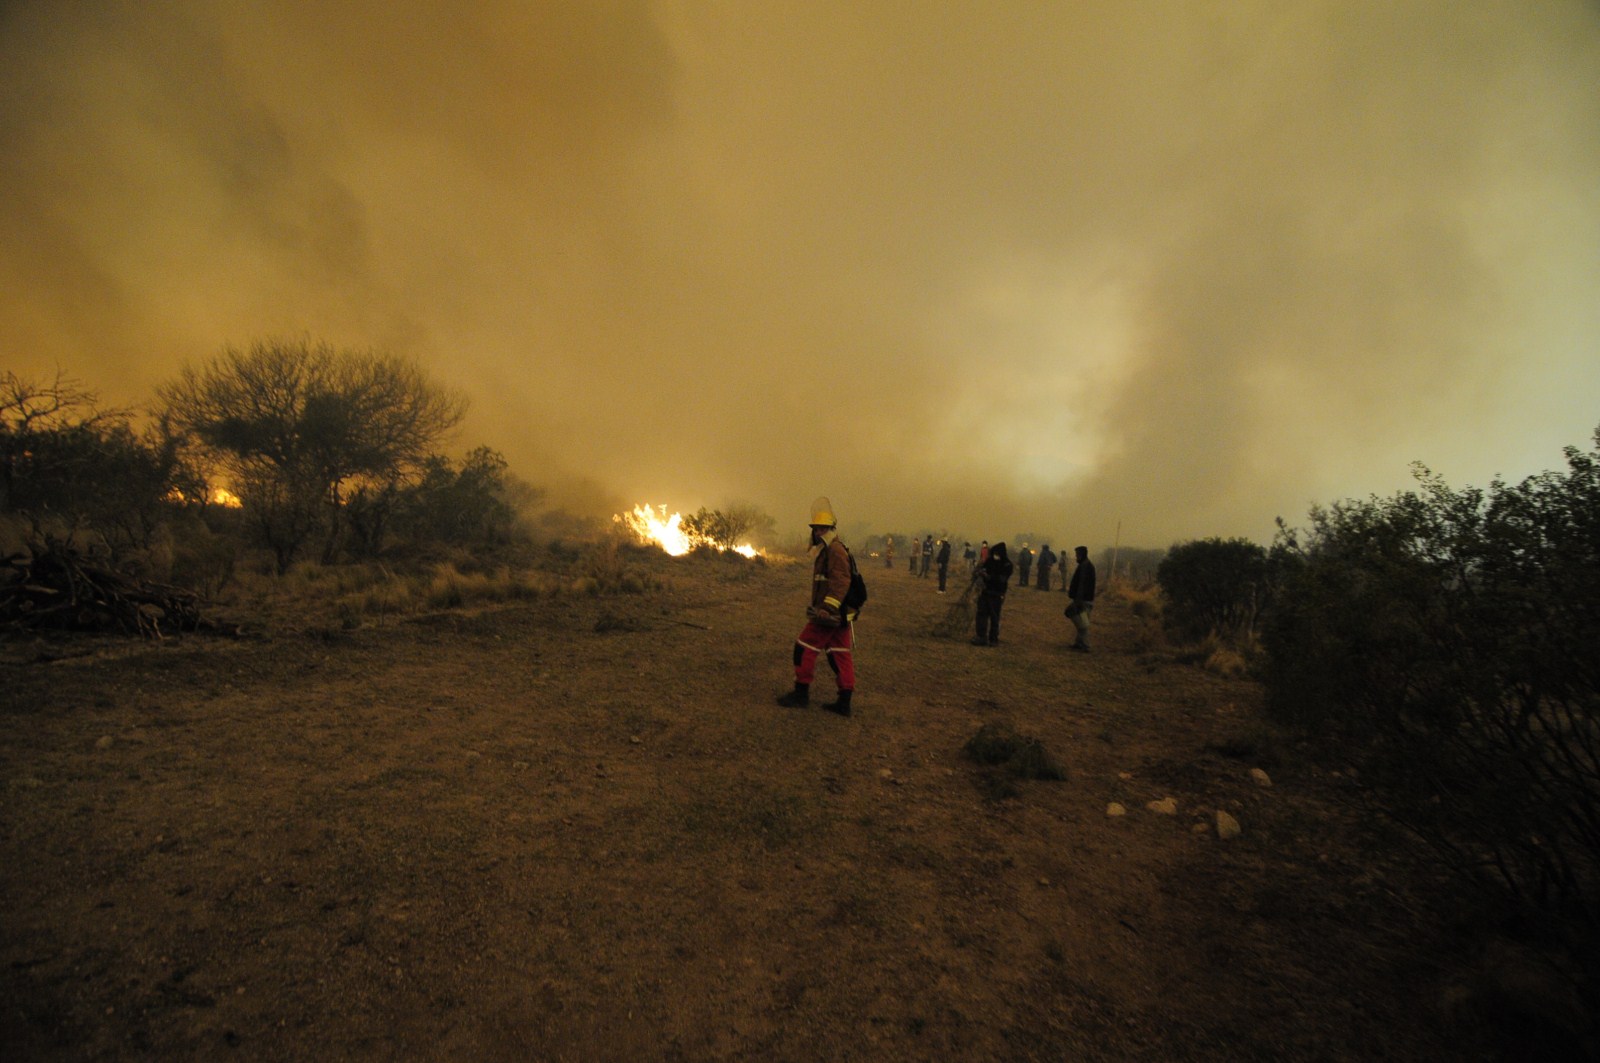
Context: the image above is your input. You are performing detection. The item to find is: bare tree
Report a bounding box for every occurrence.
[160,339,465,570]
[1,370,196,555]
[1,370,112,512]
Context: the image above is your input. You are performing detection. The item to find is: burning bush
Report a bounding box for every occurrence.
[616,502,772,558]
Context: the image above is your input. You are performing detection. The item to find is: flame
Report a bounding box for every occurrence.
[618,504,693,556]
[164,486,244,508]
[615,503,765,558]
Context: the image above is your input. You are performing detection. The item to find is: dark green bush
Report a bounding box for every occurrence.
[1155,537,1274,642]
[1263,431,1600,959]
[389,446,522,551]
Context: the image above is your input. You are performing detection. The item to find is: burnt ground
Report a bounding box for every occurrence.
[2,553,1498,1060]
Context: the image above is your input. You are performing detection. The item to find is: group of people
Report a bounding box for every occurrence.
[970,542,1095,650]
[789,506,1097,718]
[891,533,960,592]
[1015,544,1074,590]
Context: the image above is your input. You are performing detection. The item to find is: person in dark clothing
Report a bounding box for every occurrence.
[936,538,952,593]
[1016,545,1033,587]
[1065,545,1097,651]
[919,535,934,577]
[1036,545,1054,590]
[972,542,1014,646]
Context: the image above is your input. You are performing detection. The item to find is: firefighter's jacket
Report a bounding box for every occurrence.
[811,535,855,621]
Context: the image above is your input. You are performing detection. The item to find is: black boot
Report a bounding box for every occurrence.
[822,689,852,717]
[775,682,810,708]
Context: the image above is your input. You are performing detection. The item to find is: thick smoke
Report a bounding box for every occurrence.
[3,0,1597,546]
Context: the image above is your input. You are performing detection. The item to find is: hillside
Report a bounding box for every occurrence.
[2,554,1485,1060]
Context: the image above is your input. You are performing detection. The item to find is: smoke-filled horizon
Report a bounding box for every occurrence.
[4,1,1597,550]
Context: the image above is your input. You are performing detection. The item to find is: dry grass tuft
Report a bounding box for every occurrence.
[962,721,1068,782]
[1172,632,1257,679]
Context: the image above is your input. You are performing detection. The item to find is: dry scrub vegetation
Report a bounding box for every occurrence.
[0,552,1535,1061]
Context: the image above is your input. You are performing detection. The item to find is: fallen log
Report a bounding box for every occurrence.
[1,539,235,639]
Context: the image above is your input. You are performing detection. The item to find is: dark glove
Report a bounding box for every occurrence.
[807,604,841,628]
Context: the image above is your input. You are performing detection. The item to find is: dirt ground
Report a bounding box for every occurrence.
[2,552,1495,1060]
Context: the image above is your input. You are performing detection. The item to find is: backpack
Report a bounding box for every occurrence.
[841,544,868,614]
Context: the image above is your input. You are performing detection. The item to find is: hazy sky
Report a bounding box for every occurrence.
[3,0,1597,547]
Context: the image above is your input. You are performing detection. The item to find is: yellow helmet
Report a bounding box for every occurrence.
[809,496,837,528]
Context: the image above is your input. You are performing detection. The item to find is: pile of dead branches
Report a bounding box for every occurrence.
[2,539,221,639]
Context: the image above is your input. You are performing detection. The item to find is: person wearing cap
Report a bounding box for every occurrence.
[776,496,858,716]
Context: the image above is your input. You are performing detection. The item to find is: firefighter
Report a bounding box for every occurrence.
[776,496,857,717]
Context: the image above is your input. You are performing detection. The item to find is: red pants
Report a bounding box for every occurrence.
[794,620,855,691]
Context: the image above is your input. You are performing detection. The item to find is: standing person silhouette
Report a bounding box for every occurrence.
[1065,545,1097,652]
[776,497,859,716]
[972,542,1014,646]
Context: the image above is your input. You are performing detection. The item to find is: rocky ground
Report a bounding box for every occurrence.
[1,551,1503,1060]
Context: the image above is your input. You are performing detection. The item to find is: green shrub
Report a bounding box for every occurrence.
[1156,537,1275,642]
[1263,431,1600,966]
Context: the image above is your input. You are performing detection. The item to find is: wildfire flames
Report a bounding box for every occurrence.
[165,486,244,508]
[616,504,763,558]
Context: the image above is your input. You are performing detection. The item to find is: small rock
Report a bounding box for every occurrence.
[1105,803,1127,817]
[629,735,642,745]
[1038,877,1051,887]
[1146,797,1178,815]
[95,736,114,750]
[1191,822,1210,834]
[1117,771,1133,781]
[1249,768,1273,788]
[1216,811,1242,839]
[877,768,894,781]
